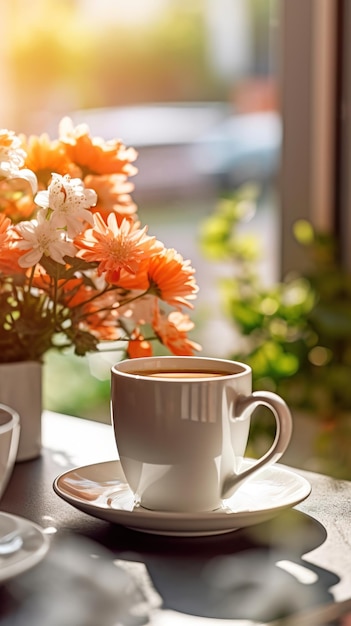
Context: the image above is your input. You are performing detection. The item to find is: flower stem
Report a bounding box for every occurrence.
[76,289,151,322]
[26,265,36,293]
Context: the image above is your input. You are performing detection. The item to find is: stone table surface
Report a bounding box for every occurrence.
[0,410,350,625]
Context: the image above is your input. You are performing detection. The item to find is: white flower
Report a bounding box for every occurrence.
[35,173,97,238]
[58,116,90,143]
[15,209,77,268]
[0,129,38,194]
[0,130,26,171]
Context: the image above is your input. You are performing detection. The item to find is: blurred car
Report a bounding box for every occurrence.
[45,104,281,198]
[190,110,281,190]
[59,102,228,147]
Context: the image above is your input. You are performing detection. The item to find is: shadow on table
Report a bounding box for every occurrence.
[0,508,341,625]
[99,509,338,623]
[0,535,149,626]
[1,447,342,624]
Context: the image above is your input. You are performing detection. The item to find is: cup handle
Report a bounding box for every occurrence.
[221,391,293,500]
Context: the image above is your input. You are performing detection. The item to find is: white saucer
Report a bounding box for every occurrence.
[0,512,50,583]
[53,460,311,537]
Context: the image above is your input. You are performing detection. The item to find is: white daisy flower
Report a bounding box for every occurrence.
[15,209,77,268]
[35,173,97,238]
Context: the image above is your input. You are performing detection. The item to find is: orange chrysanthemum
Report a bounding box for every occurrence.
[0,250,25,275]
[0,193,36,223]
[71,287,124,341]
[0,213,11,244]
[61,278,96,307]
[80,305,122,341]
[20,133,78,188]
[127,328,153,358]
[59,117,138,178]
[152,303,201,356]
[76,212,163,283]
[0,214,26,274]
[85,174,137,223]
[116,248,199,307]
[147,248,199,308]
[0,175,38,222]
[0,117,200,362]
[115,258,150,291]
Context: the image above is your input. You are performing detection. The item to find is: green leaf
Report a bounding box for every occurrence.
[39,255,98,280]
[198,215,231,260]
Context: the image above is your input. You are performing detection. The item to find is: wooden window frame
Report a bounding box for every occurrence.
[279,0,338,273]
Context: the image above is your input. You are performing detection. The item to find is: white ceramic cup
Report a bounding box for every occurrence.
[111,356,293,512]
[0,403,20,500]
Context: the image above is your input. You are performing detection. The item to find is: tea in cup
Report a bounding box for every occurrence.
[111,356,292,512]
[0,403,20,500]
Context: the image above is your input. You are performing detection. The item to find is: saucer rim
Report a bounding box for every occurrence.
[53,460,312,536]
[0,512,50,583]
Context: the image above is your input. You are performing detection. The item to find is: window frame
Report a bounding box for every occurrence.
[279,0,338,274]
[334,0,351,270]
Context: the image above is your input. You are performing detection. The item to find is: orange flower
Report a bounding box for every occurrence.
[59,117,138,178]
[0,176,38,222]
[115,258,150,291]
[152,303,201,356]
[127,328,153,358]
[76,213,163,282]
[85,174,137,222]
[0,214,25,274]
[0,118,200,362]
[31,272,121,341]
[20,133,78,188]
[0,213,11,244]
[72,288,123,341]
[80,305,122,341]
[36,276,121,341]
[61,278,96,306]
[31,271,87,305]
[116,248,200,307]
[0,247,26,274]
[147,248,199,308]
[31,267,55,294]
[0,193,36,222]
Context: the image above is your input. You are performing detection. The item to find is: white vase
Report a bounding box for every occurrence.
[0,361,42,461]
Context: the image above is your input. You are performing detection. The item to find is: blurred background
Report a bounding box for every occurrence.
[1,1,350,476]
[0,0,280,416]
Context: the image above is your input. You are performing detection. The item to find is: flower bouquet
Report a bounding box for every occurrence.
[0,117,201,364]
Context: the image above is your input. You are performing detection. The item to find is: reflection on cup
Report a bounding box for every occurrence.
[111,356,292,513]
